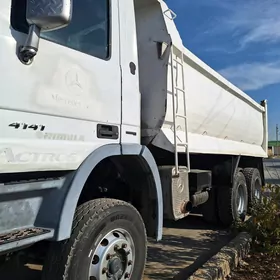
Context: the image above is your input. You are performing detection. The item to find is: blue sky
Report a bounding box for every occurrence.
[165,0,280,140]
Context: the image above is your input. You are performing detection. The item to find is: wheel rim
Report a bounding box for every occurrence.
[237,184,246,214]
[254,179,261,200]
[89,229,135,280]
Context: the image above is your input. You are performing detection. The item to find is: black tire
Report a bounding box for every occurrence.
[200,188,219,225]
[243,168,262,207]
[42,198,147,280]
[217,171,248,227]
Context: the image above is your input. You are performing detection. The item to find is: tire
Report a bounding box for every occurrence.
[42,198,147,280]
[200,188,219,225]
[217,171,248,227]
[243,168,262,207]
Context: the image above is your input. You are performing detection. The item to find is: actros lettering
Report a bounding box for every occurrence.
[0,148,79,163]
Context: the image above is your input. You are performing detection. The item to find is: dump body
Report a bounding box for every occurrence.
[140,1,268,158]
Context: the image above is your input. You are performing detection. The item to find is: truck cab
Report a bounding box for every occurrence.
[1,0,142,173]
[0,1,168,279]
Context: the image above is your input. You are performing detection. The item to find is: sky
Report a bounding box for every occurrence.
[165,0,280,140]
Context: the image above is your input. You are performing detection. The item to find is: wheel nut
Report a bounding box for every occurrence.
[122,243,127,249]
[114,245,119,251]
[125,272,130,279]
[106,254,111,260]
[102,268,108,274]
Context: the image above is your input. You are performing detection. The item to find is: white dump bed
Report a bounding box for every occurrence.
[139,1,268,158]
[164,48,267,157]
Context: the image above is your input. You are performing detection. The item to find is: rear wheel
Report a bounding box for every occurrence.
[217,171,248,226]
[243,168,262,208]
[42,198,147,280]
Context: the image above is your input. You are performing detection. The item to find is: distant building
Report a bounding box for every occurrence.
[268,141,280,156]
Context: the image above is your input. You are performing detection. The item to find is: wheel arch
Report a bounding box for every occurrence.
[56,144,163,242]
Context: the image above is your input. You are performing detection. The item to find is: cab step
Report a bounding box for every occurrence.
[0,227,54,254]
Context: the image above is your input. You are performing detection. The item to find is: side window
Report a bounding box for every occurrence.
[11,0,110,60]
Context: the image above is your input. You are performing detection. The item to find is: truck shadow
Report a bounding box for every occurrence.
[0,260,41,280]
[144,215,233,280]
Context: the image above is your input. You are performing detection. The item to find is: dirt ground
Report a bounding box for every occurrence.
[0,214,233,280]
[230,253,280,280]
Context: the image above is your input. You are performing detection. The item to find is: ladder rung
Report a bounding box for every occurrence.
[177,143,188,147]
[176,114,187,119]
[175,87,185,93]
[173,59,184,66]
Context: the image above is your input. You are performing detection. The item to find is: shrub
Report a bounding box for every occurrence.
[234,184,280,255]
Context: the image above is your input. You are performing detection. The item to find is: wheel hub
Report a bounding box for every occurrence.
[237,184,245,214]
[109,258,122,275]
[89,229,134,280]
[254,178,261,200]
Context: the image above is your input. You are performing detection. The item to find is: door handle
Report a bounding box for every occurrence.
[97,124,119,140]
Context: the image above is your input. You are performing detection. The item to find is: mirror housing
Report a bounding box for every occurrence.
[19,0,72,64]
[26,0,72,31]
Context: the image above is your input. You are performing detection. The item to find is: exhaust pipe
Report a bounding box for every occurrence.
[181,191,209,213]
[191,191,209,207]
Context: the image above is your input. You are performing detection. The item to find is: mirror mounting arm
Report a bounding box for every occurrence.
[18,0,72,65]
[18,24,41,65]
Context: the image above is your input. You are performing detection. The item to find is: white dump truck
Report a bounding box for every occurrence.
[0,0,267,279]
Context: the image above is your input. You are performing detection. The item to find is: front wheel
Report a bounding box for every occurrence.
[42,198,147,280]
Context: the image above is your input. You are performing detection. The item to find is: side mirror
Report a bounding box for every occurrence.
[19,0,72,64]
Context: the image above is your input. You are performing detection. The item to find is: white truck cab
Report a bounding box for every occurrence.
[1,0,141,174]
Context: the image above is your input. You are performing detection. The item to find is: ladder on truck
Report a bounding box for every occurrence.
[164,8,190,175]
[170,46,190,175]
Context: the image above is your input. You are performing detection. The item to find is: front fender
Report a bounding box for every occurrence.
[56,144,163,241]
